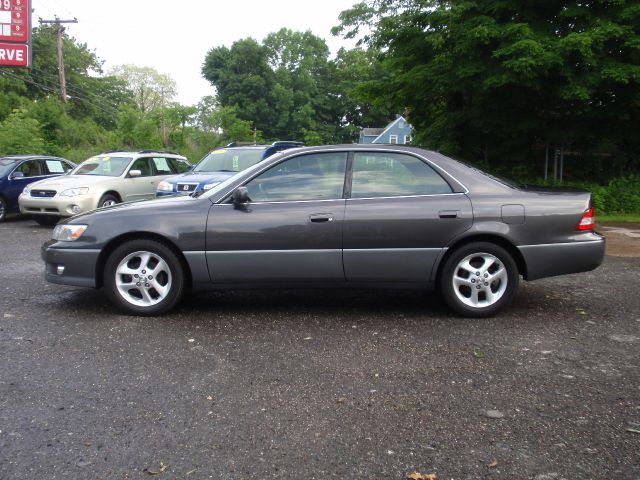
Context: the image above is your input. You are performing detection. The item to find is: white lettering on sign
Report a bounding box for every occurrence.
[0,47,23,61]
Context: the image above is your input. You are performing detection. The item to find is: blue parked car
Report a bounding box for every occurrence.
[0,155,75,222]
[156,141,303,197]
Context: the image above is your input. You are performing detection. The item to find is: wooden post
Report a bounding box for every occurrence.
[38,17,78,104]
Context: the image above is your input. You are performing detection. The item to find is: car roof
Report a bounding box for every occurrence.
[215,141,304,150]
[93,151,187,159]
[0,155,68,161]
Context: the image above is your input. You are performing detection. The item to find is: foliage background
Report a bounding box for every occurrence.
[1,3,639,214]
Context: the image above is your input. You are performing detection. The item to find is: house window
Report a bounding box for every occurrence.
[389,134,398,144]
[404,135,412,144]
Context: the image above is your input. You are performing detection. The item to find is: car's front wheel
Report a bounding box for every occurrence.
[103,239,185,316]
[99,194,119,208]
[440,242,519,317]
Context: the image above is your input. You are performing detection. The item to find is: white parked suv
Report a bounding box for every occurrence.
[19,150,191,225]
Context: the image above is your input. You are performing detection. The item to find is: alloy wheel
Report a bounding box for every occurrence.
[451,252,508,308]
[114,250,173,307]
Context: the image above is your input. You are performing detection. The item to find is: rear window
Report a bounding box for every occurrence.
[169,158,191,173]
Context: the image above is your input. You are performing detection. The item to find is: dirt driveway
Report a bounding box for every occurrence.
[599,222,640,257]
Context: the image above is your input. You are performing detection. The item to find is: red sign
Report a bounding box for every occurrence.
[0,42,28,66]
[0,0,29,43]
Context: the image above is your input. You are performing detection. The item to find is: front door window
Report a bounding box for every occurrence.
[244,152,348,202]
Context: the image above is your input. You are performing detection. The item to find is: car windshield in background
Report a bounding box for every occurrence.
[194,148,265,173]
[0,158,18,176]
[72,156,132,177]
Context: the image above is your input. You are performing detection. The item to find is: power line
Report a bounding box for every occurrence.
[27,67,125,116]
[0,69,120,118]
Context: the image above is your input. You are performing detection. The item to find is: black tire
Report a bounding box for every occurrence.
[98,193,119,208]
[0,196,6,222]
[439,242,519,317]
[34,216,59,227]
[103,239,185,316]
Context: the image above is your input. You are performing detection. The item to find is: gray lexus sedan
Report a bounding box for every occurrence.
[42,145,604,317]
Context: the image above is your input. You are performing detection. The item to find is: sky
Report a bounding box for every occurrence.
[31,0,359,105]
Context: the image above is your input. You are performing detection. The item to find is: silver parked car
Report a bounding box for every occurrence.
[20,150,190,225]
[41,145,605,317]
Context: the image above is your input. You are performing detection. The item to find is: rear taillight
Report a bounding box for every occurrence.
[576,208,595,231]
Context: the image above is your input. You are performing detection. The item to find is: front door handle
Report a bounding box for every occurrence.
[439,210,459,219]
[309,214,333,223]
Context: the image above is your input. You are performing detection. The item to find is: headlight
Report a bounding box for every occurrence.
[157,181,173,192]
[52,224,88,241]
[59,187,89,197]
[202,182,221,191]
[22,186,30,195]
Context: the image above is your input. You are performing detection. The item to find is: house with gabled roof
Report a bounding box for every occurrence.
[358,115,413,145]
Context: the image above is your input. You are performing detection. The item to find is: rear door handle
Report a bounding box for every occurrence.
[309,214,333,223]
[439,210,459,219]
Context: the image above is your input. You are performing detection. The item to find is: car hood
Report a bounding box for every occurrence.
[169,171,236,184]
[28,174,122,190]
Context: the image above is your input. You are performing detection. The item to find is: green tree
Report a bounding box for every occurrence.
[110,65,177,113]
[0,109,46,155]
[333,47,396,133]
[334,0,640,180]
[202,38,278,135]
[116,105,162,150]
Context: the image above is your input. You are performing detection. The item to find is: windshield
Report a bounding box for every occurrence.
[194,148,265,173]
[71,156,132,177]
[0,158,19,176]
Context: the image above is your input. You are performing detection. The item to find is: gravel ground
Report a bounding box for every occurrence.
[0,218,638,480]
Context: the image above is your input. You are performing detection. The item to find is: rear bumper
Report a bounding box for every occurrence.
[518,234,605,281]
[41,242,100,288]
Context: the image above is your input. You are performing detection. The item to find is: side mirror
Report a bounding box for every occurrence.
[10,171,25,179]
[231,186,251,206]
[128,169,142,178]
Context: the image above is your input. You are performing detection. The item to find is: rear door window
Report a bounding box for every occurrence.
[351,152,452,198]
[152,157,173,175]
[44,159,71,174]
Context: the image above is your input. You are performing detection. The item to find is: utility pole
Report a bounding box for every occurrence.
[38,17,78,103]
[160,87,167,146]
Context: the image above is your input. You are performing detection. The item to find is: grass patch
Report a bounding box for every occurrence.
[597,214,640,223]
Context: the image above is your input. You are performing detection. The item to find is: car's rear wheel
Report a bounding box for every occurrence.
[440,242,519,317]
[34,216,59,226]
[0,197,6,222]
[99,194,119,208]
[104,239,185,316]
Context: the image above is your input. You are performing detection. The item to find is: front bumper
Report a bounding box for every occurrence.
[42,241,100,288]
[518,234,606,281]
[20,194,97,217]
